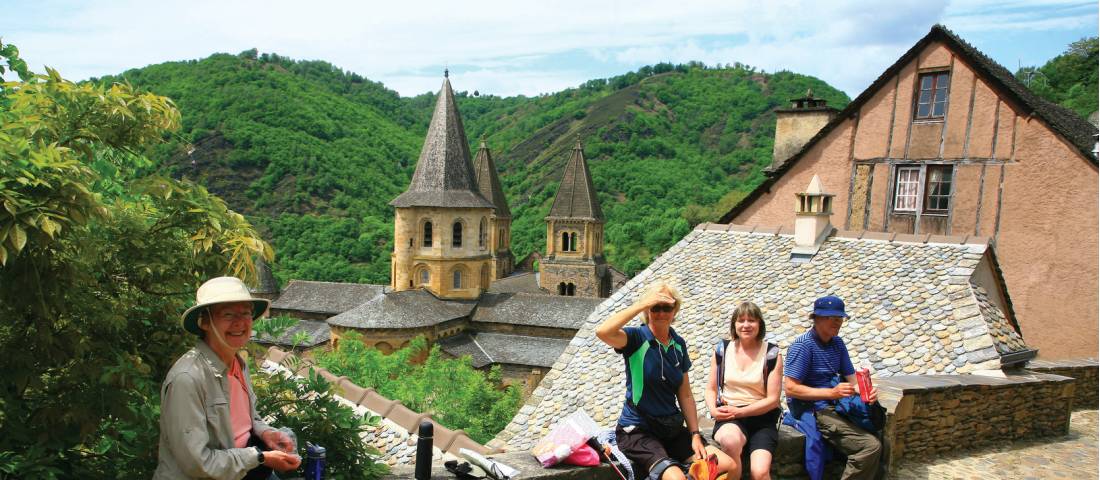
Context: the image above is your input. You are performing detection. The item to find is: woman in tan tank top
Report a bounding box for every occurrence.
[704,302,783,480]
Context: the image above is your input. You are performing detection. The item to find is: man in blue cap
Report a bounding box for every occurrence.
[783,295,880,480]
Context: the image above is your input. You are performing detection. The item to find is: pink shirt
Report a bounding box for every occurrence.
[227,358,252,448]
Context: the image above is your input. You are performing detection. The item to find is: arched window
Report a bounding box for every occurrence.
[453,269,463,289]
[419,268,429,286]
[561,231,578,252]
[422,222,433,248]
[479,218,487,248]
[499,229,505,248]
[558,282,567,295]
[452,221,463,248]
[566,283,576,296]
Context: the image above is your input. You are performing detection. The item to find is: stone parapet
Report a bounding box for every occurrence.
[879,371,1075,468]
[1026,358,1099,409]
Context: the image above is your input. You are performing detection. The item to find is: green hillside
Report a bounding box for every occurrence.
[1016,37,1098,119]
[100,54,850,283]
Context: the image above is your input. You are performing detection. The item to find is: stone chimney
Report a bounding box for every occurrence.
[791,174,834,261]
[772,90,838,170]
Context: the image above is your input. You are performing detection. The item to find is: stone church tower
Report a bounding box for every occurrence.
[540,141,609,297]
[390,75,495,300]
[473,140,514,279]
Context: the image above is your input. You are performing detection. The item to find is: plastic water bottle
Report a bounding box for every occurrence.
[305,442,326,480]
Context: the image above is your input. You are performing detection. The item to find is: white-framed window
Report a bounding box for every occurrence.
[893,164,954,214]
[893,166,921,212]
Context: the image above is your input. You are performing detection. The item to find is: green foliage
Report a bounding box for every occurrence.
[316,333,523,444]
[0,43,272,477]
[253,366,389,480]
[96,52,421,285]
[1016,37,1098,119]
[108,52,848,280]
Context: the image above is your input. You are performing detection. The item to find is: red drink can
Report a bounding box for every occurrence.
[856,368,873,403]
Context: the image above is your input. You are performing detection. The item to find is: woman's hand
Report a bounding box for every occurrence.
[262,450,302,472]
[712,405,737,421]
[261,429,295,453]
[639,287,675,310]
[691,432,707,460]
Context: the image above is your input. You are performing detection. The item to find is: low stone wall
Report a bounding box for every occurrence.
[1026,358,1098,409]
[880,370,1075,465]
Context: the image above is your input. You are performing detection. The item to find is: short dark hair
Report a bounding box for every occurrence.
[730,301,766,341]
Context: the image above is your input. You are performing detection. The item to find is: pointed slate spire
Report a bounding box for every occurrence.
[391,77,494,209]
[473,139,511,218]
[547,140,604,221]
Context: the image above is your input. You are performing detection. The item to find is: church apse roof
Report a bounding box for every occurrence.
[326,289,477,329]
[547,141,604,221]
[270,280,385,315]
[473,140,512,218]
[492,224,1031,450]
[391,77,495,209]
[439,333,571,368]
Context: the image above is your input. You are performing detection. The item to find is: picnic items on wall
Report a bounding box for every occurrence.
[530,409,601,467]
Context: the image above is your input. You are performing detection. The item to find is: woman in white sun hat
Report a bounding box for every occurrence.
[155,276,301,480]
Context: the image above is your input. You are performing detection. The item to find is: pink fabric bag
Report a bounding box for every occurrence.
[563,443,600,467]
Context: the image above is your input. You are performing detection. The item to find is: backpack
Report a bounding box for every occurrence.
[714,339,780,406]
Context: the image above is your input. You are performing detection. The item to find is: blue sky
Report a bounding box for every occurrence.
[1,0,1096,98]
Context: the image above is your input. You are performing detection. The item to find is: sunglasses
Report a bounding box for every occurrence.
[650,305,675,313]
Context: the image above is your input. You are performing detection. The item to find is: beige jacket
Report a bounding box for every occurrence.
[154,341,273,480]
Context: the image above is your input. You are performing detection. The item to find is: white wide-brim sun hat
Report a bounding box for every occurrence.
[181,276,271,336]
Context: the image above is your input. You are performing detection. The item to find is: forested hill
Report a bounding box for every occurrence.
[99,51,849,284]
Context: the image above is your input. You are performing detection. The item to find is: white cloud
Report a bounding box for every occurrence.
[1,0,1095,96]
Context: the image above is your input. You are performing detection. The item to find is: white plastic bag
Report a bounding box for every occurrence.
[530,409,601,467]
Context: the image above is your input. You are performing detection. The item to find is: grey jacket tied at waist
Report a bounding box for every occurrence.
[154,341,274,479]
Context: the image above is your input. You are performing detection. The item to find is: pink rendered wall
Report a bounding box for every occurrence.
[996,119,1098,358]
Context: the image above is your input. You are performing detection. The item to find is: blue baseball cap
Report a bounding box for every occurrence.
[811,295,848,318]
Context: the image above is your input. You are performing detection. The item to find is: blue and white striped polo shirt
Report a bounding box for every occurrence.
[784,329,856,410]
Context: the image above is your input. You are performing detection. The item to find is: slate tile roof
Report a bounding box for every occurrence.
[270,280,384,315]
[492,224,1030,450]
[252,319,330,349]
[473,140,512,218]
[547,141,604,221]
[326,289,477,329]
[439,332,572,368]
[484,271,546,294]
[391,77,495,209]
[473,292,602,330]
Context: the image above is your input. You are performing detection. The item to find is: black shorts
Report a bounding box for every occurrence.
[712,408,781,454]
[616,424,695,474]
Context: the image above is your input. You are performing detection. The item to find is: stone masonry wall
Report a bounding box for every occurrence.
[1026,359,1099,409]
[879,371,1076,466]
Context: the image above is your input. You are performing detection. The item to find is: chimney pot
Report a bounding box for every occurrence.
[792,174,834,259]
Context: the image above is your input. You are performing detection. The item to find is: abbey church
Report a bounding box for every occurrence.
[259,74,623,388]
